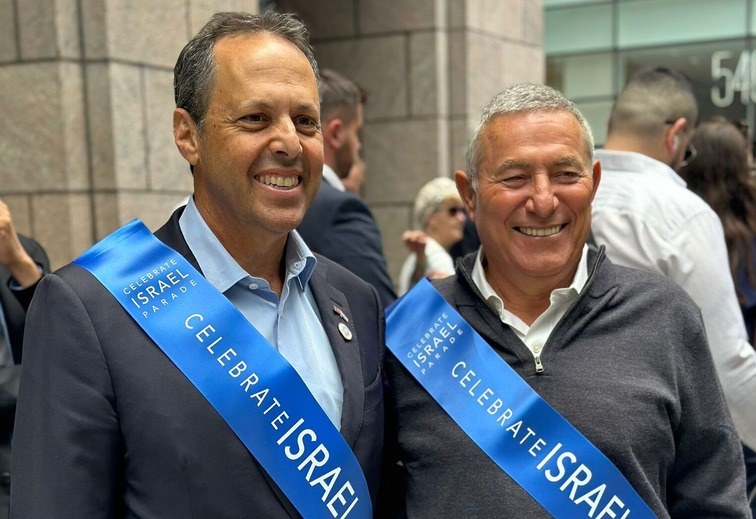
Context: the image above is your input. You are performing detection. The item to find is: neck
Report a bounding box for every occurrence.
[427,230,452,251]
[483,255,576,326]
[198,206,288,296]
[603,134,668,165]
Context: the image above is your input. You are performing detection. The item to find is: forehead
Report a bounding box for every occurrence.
[211,33,318,97]
[479,110,590,167]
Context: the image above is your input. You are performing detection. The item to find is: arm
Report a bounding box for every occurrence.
[666,316,750,516]
[670,212,756,451]
[11,234,51,310]
[0,202,45,292]
[11,272,121,518]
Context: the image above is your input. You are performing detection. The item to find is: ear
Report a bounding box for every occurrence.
[589,159,602,201]
[455,170,477,222]
[665,117,687,156]
[323,118,344,150]
[173,108,200,166]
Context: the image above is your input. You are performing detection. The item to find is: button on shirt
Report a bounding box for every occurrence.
[471,245,589,361]
[179,198,344,428]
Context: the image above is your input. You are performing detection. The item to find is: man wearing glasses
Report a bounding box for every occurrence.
[592,67,756,467]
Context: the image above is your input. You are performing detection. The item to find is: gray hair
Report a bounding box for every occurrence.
[174,11,319,132]
[607,66,698,140]
[413,177,459,230]
[465,84,595,188]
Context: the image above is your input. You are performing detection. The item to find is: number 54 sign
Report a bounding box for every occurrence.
[712,50,755,107]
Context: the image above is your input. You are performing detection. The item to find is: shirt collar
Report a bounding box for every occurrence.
[595,149,687,188]
[322,164,345,191]
[471,244,590,315]
[178,196,317,294]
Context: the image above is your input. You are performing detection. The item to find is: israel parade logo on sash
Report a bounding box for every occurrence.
[74,219,371,519]
[386,278,655,519]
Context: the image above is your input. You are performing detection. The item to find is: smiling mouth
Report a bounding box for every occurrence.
[256,174,300,190]
[515,224,565,237]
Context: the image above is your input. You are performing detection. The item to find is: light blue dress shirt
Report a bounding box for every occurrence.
[179,198,344,428]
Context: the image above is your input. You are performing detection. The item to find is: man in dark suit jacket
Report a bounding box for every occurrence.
[0,201,49,517]
[298,69,397,308]
[11,12,383,518]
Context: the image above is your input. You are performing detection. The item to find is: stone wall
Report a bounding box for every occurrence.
[0,0,256,269]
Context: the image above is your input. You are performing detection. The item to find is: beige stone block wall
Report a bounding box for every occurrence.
[0,0,17,63]
[0,0,258,269]
[32,194,94,271]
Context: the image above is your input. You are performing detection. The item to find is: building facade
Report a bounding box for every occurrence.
[545,0,756,149]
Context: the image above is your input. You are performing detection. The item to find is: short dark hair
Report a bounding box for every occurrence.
[174,11,319,132]
[608,67,698,138]
[318,68,366,124]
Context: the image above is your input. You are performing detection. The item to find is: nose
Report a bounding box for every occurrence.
[525,176,559,217]
[270,119,302,159]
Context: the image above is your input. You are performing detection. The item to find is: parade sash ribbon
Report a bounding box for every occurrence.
[74,220,371,519]
[386,279,655,519]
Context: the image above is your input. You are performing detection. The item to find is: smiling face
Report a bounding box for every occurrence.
[457,109,600,292]
[175,33,323,247]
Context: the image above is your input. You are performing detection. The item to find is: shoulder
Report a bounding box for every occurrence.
[595,255,701,318]
[313,253,377,296]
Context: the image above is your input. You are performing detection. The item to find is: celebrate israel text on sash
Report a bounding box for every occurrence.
[184,312,360,518]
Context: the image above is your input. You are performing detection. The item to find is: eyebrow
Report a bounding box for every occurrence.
[494,159,529,174]
[553,156,586,169]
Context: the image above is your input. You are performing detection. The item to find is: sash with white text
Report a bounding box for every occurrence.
[386,279,655,519]
[74,219,371,519]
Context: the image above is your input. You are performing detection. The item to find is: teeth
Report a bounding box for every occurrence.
[519,225,561,237]
[259,175,299,189]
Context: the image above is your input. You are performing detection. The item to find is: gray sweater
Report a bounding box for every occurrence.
[383,248,749,518]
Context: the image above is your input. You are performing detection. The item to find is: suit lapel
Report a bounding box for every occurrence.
[309,262,364,448]
[154,209,300,518]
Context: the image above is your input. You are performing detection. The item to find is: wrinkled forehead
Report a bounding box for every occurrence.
[479,110,592,166]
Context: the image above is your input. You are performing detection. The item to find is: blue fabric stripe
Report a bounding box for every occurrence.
[74,219,371,519]
[386,279,655,519]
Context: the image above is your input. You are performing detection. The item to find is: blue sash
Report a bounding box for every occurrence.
[74,219,371,519]
[386,279,655,519]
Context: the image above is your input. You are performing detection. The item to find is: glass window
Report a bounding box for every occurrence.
[545,4,613,54]
[575,100,613,147]
[618,41,750,124]
[547,53,614,99]
[618,0,747,48]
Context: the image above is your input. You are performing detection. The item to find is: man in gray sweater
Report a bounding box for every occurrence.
[383,84,749,517]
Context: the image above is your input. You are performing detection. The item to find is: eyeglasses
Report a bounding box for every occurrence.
[679,142,697,167]
[445,206,466,217]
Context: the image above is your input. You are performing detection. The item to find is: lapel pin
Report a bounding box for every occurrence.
[333,305,349,322]
[338,322,353,341]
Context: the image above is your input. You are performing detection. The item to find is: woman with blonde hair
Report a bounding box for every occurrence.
[398,177,467,295]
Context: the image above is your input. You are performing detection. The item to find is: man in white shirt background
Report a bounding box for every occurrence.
[591,66,756,482]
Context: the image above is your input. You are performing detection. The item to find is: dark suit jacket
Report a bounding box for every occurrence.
[299,181,397,308]
[11,212,385,518]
